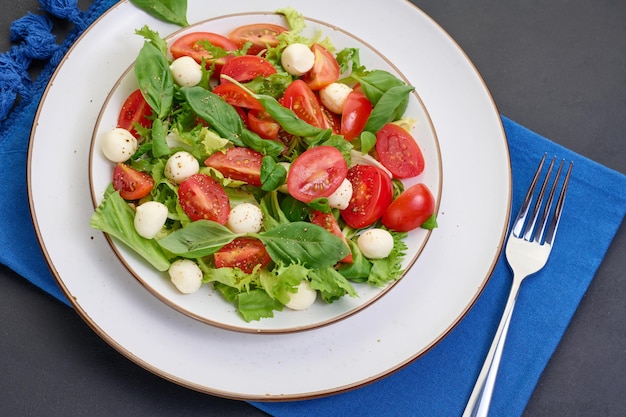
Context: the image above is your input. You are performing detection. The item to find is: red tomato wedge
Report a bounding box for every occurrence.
[214,237,272,274]
[340,165,393,229]
[303,44,340,90]
[204,147,264,186]
[170,32,237,73]
[375,123,425,179]
[280,79,329,129]
[213,83,263,110]
[220,55,277,83]
[178,174,230,223]
[112,163,154,200]
[341,91,372,141]
[248,109,280,140]
[228,23,288,56]
[117,89,152,138]
[310,211,353,263]
[382,183,435,232]
[287,146,348,203]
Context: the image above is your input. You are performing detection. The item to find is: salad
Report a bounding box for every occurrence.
[90,7,437,322]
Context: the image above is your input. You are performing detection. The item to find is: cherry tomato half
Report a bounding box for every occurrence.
[341,91,372,141]
[382,183,435,232]
[220,55,277,83]
[310,211,353,263]
[214,237,272,274]
[178,174,230,223]
[287,146,348,203]
[248,109,280,140]
[228,23,288,56]
[117,89,152,138]
[303,44,340,90]
[204,147,264,186]
[112,163,154,200]
[280,79,329,129]
[340,165,393,229]
[213,83,263,110]
[375,123,425,179]
[170,32,237,73]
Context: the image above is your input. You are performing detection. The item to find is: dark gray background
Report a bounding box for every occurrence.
[1,1,624,416]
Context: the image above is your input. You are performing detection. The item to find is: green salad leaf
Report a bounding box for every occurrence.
[130,0,189,27]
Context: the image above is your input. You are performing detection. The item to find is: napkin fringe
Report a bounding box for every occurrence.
[0,0,86,124]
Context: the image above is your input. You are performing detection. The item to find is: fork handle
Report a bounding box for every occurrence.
[462,278,522,417]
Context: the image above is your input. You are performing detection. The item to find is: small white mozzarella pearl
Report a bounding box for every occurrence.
[164,151,199,184]
[281,43,315,76]
[169,259,203,294]
[319,83,353,114]
[170,56,203,87]
[327,178,353,210]
[357,228,394,259]
[134,201,168,239]
[285,281,317,310]
[226,203,264,234]
[101,127,138,162]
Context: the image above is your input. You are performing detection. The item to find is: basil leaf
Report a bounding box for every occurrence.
[363,85,414,134]
[134,41,173,119]
[157,220,237,258]
[256,94,328,138]
[256,222,349,269]
[130,0,189,27]
[358,131,377,154]
[180,86,246,145]
[260,156,287,191]
[151,119,170,158]
[240,129,284,157]
[354,70,406,105]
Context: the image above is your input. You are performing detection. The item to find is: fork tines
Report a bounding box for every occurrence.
[512,154,573,245]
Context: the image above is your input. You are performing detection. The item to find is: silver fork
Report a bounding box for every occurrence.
[462,154,573,417]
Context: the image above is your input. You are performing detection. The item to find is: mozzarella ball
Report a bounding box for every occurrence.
[327,178,353,210]
[134,201,168,239]
[226,203,264,234]
[168,259,203,294]
[357,228,394,259]
[101,127,138,162]
[319,83,353,114]
[285,280,317,310]
[164,151,199,184]
[281,43,315,76]
[170,56,203,87]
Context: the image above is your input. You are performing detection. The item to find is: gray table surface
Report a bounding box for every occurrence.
[1,1,624,416]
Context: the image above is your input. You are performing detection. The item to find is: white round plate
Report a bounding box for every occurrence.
[28,0,510,400]
[89,13,441,333]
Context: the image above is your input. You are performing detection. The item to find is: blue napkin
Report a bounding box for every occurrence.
[1,2,624,417]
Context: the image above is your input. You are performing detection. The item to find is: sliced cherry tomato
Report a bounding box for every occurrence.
[320,103,341,135]
[170,32,237,73]
[248,109,280,140]
[375,123,425,179]
[280,79,329,129]
[302,44,340,90]
[214,237,272,274]
[204,147,264,186]
[112,163,154,200]
[228,23,288,55]
[341,91,372,141]
[220,55,277,83]
[340,165,393,229]
[287,146,348,203]
[310,211,353,263]
[117,89,152,138]
[382,183,435,232]
[212,83,263,110]
[178,174,230,223]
